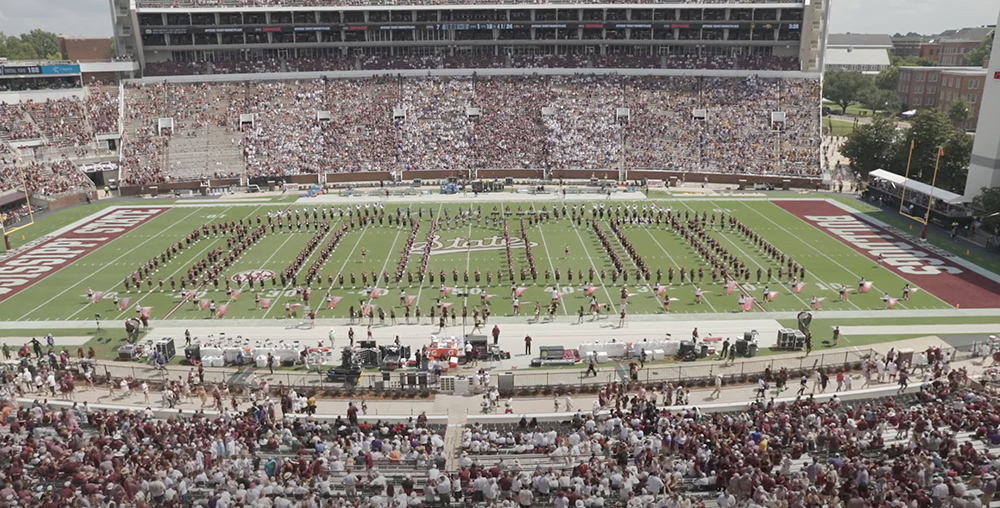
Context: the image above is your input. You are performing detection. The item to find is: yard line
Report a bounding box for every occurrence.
[300,218,372,321]
[567,216,618,315]
[746,202,925,309]
[412,203,445,319]
[534,217,570,317]
[17,207,205,320]
[461,215,473,312]
[363,220,404,309]
[674,199,805,312]
[261,227,338,320]
[100,205,264,321]
[604,218,671,313]
[219,214,307,318]
[634,221,719,313]
[703,199,859,311]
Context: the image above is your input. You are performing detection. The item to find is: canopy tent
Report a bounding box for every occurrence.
[869,169,968,205]
[901,110,917,117]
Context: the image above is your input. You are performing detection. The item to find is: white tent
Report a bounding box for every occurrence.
[869,169,967,205]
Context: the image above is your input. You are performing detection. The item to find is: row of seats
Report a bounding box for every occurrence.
[120,74,819,183]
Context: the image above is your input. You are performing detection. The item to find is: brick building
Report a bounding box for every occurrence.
[920,27,993,66]
[897,66,986,130]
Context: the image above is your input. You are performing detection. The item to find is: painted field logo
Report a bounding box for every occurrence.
[231,269,276,282]
[409,236,539,256]
[0,207,167,303]
[803,215,961,275]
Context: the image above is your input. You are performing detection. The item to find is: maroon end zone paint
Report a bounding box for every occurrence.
[0,207,168,303]
[774,200,1000,309]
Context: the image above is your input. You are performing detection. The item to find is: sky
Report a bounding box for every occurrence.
[0,0,996,39]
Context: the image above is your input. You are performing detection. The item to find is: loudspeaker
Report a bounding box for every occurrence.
[155,338,176,361]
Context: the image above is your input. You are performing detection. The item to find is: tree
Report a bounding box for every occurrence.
[889,54,936,67]
[900,109,959,183]
[0,30,64,61]
[948,97,972,128]
[0,35,40,60]
[823,70,871,114]
[859,87,901,114]
[973,186,1000,233]
[19,30,60,60]
[875,65,899,91]
[839,115,901,174]
[965,32,994,68]
[936,130,974,194]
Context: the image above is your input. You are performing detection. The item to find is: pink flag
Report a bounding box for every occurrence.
[484,293,494,300]
[262,299,272,309]
[328,296,343,309]
[443,287,454,297]
[767,291,778,302]
[793,282,805,293]
[656,286,667,297]
[888,298,899,309]
[406,295,417,306]
[742,298,755,311]
[232,290,242,301]
[93,292,103,303]
[217,304,228,317]
[371,288,383,298]
[442,302,453,308]
[200,299,210,310]
[725,281,737,295]
[515,287,528,298]
[291,303,302,310]
[141,307,152,319]
[555,293,565,300]
[860,281,872,293]
[361,304,373,316]
[118,297,130,311]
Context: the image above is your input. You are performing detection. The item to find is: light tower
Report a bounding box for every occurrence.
[963,10,1000,199]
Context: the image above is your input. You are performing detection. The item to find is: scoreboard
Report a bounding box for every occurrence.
[0,64,81,77]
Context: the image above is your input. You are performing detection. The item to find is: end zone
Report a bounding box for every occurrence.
[0,207,168,303]
[774,200,1000,309]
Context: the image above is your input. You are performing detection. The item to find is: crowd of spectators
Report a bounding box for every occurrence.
[0,346,994,507]
[0,202,41,227]
[0,76,82,92]
[85,83,121,135]
[116,74,820,181]
[146,53,798,76]
[454,356,998,508]
[0,380,448,507]
[144,61,208,77]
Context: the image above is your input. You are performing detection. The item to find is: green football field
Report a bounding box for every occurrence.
[0,197,961,325]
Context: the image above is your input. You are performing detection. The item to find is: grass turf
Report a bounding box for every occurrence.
[0,199,973,325]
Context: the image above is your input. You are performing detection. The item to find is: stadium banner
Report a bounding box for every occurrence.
[40,64,81,75]
[0,207,168,304]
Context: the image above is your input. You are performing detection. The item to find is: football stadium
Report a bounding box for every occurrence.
[2,0,1000,505]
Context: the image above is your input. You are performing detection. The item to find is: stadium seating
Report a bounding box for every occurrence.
[118,75,819,182]
[0,356,991,508]
[137,0,788,7]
